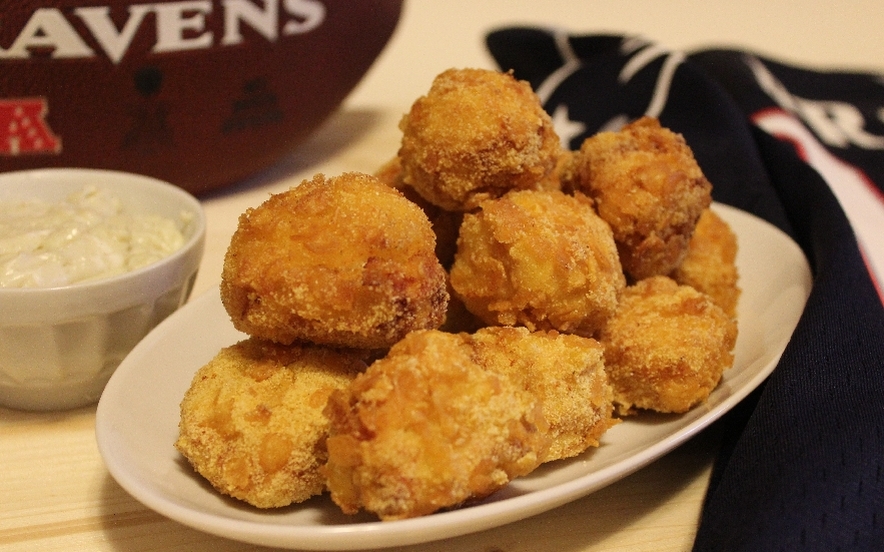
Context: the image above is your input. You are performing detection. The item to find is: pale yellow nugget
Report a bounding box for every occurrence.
[176,338,367,508]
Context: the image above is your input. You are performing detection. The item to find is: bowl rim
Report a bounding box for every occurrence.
[0,167,206,300]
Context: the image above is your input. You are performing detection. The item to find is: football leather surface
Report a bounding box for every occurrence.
[0,0,403,195]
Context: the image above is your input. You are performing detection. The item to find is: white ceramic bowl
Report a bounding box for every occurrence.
[0,169,206,411]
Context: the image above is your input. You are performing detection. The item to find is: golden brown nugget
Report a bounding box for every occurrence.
[220,172,449,349]
[598,276,738,414]
[375,155,464,269]
[568,117,712,281]
[175,338,367,508]
[373,155,405,189]
[554,149,580,195]
[469,326,618,461]
[399,68,561,211]
[450,189,626,337]
[671,208,740,318]
[323,329,550,520]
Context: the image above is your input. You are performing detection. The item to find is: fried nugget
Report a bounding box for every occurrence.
[175,338,367,508]
[323,329,550,520]
[398,68,561,211]
[671,208,740,318]
[554,149,581,195]
[373,155,405,189]
[375,155,464,269]
[220,172,449,349]
[568,117,712,281]
[470,326,617,461]
[598,276,738,415]
[450,189,625,337]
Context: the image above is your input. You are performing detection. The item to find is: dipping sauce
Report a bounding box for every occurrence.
[0,186,186,288]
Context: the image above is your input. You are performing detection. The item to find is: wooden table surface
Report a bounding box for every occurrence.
[3,2,883,550]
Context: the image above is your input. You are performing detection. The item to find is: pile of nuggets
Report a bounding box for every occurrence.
[175,68,740,520]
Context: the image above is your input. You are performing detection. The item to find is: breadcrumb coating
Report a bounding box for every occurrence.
[175,338,367,508]
[220,172,449,348]
[671,208,741,318]
[399,68,561,211]
[568,117,712,280]
[323,326,619,520]
[323,329,550,520]
[469,326,618,461]
[375,155,464,269]
[450,189,625,337]
[599,276,738,414]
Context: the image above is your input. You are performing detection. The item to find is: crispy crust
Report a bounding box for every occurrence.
[175,338,367,508]
[220,172,449,348]
[375,155,464,269]
[323,326,618,520]
[568,117,712,280]
[671,208,741,318]
[323,329,550,520]
[399,68,561,211]
[599,276,738,414]
[450,189,625,337]
[469,326,618,461]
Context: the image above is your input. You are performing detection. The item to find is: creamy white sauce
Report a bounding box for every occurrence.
[0,186,186,288]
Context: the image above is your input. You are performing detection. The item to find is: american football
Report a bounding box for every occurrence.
[0,0,403,195]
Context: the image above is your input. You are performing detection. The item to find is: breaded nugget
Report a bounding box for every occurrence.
[175,338,367,508]
[323,329,550,520]
[220,172,449,349]
[375,156,463,269]
[450,189,626,337]
[373,155,405,189]
[470,326,618,461]
[568,117,712,281]
[671,208,740,318]
[554,149,580,195]
[598,276,738,414]
[398,68,561,211]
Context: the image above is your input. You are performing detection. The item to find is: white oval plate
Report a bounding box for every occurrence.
[96,203,812,550]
